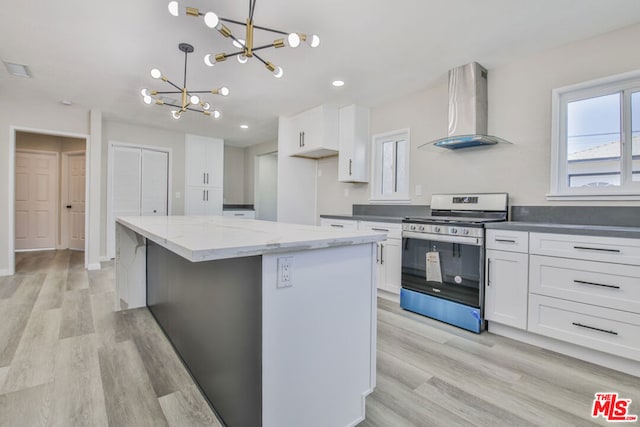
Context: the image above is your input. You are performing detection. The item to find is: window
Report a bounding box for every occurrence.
[371,128,410,202]
[550,70,640,199]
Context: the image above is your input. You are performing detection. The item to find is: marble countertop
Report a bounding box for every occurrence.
[486,221,640,238]
[117,215,386,262]
[319,214,404,223]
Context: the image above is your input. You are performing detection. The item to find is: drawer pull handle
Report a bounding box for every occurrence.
[330,224,344,228]
[571,322,618,336]
[495,239,516,243]
[573,246,621,253]
[371,228,389,232]
[573,280,621,290]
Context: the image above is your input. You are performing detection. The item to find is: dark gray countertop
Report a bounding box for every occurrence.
[319,214,404,224]
[486,221,640,239]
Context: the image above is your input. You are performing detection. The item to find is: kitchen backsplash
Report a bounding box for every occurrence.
[511,206,640,227]
[352,204,430,218]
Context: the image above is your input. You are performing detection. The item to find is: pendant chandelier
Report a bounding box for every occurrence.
[140,43,229,119]
[167,0,320,79]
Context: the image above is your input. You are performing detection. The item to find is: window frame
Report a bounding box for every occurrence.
[549,69,640,200]
[370,128,411,203]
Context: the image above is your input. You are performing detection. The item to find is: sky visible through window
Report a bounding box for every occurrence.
[567,91,640,156]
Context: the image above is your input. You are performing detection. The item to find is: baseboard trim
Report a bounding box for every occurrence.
[87,262,101,271]
[0,269,13,277]
[99,256,112,262]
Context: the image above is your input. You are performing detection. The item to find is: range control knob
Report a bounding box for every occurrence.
[451,228,458,234]
[418,225,425,231]
[462,228,470,235]
[434,226,441,233]
[410,225,416,231]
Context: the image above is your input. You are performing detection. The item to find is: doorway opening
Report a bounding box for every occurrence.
[9,128,90,275]
[254,151,278,221]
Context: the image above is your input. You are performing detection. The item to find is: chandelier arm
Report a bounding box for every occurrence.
[188,90,221,94]
[164,103,206,113]
[163,79,183,92]
[154,90,183,94]
[183,50,188,88]
[252,52,269,66]
[218,17,288,36]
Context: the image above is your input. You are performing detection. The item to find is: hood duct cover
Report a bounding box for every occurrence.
[422,62,510,150]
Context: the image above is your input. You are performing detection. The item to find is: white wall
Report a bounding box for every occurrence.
[317,23,640,212]
[255,153,278,221]
[244,140,278,205]
[224,145,246,204]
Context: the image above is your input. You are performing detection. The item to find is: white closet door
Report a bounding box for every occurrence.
[141,150,168,216]
[15,151,58,250]
[109,146,141,258]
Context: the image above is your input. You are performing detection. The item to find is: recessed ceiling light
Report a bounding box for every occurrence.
[60,100,73,106]
[240,124,249,129]
[332,80,345,87]
[3,61,31,78]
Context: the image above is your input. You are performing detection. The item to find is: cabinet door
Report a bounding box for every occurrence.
[380,238,401,294]
[186,138,208,186]
[338,105,369,183]
[186,187,208,215]
[205,187,223,215]
[141,150,168,216]
[485,249,529,329]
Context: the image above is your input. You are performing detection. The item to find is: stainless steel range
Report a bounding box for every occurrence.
[400,193,508,333]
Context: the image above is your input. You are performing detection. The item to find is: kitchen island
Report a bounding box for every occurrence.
[115,216,385,427]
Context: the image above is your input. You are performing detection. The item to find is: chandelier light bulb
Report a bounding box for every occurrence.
[150,68,162,79]
[141,88,149,97]
[237,54,248,64]
[171,110,181,119]
[204,12,219,29]
[273,66,284,78]
[190,95,200,104]
[308,34,320,48]
[287,33,301,48]
[168,1,179,16]
[233,39,246,49]
[202,102,210,110]
[213,110,221,119]
[204,54,215,67]
[219,86,230,96]
[143,95,153,105]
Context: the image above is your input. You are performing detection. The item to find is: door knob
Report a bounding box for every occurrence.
[66,205,72,209]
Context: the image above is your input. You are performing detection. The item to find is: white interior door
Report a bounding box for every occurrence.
[15,151,58,250]
[63,152,86,250]
[141,150,169,216]
[109,146,141,258]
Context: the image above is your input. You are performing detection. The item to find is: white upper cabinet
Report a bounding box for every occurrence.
[287,105,339,159]
[185,134,224,215]
[338,105,370,183]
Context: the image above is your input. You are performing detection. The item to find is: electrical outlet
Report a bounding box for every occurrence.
[277,257,293,288]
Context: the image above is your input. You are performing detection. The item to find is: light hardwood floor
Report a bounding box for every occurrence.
[1,250,639,426]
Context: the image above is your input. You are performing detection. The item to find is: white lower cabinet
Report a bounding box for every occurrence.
[528,294,640,361]
[319,218,358,230]
[186,187,223,215]
[485,249,529,330]
[359,221,401,294]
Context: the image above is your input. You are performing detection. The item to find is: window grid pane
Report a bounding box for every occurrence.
[632,91,640,181]
[566,93,621,188]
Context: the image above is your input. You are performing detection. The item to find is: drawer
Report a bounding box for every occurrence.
[530,255,640,313]
[358,221,402,239]
[528,294,640,361]
[530,232,640,266]
[223,210,255,219]
[486,230,529,253]
[319,218,358,230]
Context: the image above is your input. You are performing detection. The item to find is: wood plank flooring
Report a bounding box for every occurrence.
[1,250,639,426]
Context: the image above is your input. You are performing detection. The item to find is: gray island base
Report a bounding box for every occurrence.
[115,216,385,427]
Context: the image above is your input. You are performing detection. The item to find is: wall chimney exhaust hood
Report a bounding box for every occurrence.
[420,62,510,150]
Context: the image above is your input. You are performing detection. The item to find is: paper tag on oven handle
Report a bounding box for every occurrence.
[426,252,443,283]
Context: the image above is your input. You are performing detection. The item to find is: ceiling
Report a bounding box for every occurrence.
[2,1,640,147]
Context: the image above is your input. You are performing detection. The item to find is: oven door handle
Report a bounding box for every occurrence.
[402,231,482,246]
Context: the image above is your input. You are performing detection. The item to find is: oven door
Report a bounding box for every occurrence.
[401,231,484,308]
